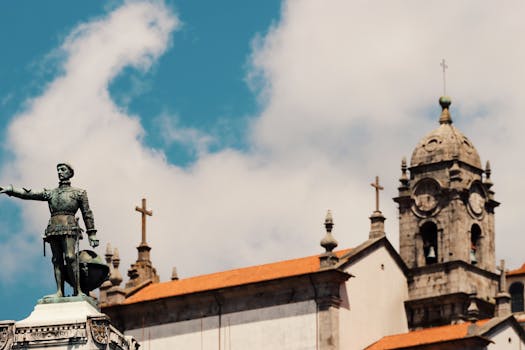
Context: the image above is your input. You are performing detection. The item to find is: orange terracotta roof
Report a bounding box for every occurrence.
[366,319,490,350]
[515,314,525,323]
[508,263,525,276]
[124,249,352,305]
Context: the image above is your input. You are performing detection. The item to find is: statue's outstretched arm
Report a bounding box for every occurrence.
[0,185,49,201]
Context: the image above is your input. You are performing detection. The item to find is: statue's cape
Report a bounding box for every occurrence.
[65,250,109,294]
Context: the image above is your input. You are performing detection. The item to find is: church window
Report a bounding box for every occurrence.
[470,224,481,265]
[421,222,438,265]
[509,282,524,313]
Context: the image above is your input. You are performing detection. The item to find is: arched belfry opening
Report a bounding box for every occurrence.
[509,282,524,313]
[421,222,438,265]
[470,224,481,265]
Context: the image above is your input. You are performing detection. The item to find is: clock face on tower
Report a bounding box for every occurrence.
[468,183,486,217]
[412,179,441,216]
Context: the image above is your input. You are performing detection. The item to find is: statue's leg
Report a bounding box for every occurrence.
[64,236,83,296]
[49,238,64,298]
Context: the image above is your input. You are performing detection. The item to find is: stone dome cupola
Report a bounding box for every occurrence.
[410,96,482,170]
[396,95,499,329]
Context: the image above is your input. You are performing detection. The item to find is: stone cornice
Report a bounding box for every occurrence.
[408,260,499,281]
[104,268,351,331]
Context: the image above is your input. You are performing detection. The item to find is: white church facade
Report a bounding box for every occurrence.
[103,236,408,350]
[94,96,525,349]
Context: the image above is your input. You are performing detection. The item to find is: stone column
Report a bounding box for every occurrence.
[317,296,341,350]
[311,270,349,350]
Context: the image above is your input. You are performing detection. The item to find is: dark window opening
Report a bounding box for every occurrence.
[510,282,524,313]
[421,222,438,265]
[470,224,481,265]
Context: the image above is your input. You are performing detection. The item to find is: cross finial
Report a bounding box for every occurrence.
[440,58,448,96]
[370,176,384,212]
[135,198,153,245]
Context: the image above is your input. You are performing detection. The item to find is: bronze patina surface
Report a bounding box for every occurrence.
[0,163,106,299]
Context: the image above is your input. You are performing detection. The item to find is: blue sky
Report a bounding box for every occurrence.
[0,1,280,165]
[0,0,280,320]
[1,0,525,322]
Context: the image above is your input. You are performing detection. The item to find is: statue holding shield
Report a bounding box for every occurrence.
[0,163,105,298]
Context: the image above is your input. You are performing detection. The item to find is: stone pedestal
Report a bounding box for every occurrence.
[0,297,138,349]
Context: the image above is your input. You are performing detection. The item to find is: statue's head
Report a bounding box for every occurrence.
[57,163,74,181]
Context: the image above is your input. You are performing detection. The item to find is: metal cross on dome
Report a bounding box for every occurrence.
[440,58,448,96]
[370,176,384,212]
[135,198,153,246]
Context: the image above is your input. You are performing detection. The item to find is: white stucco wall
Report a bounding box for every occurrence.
[487,324,525,350]
[126,300,317,350]
[339,246,409,350]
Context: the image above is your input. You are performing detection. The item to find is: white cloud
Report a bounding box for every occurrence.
[2,0,525,293]
[156,113,214,157]
[0,0,182,281]
[247,0,525,268]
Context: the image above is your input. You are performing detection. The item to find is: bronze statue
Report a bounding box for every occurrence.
[0,163,99,297]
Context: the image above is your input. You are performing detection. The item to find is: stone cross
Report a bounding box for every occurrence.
[135,198,153,245]
[440,58,448,95]
[370,176,384,212]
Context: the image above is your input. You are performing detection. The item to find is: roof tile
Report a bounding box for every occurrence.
[366,319,490,350]
[508,263,525,276]
[124,249,351,305]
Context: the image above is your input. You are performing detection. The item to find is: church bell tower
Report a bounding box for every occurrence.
[394,97,500,329]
